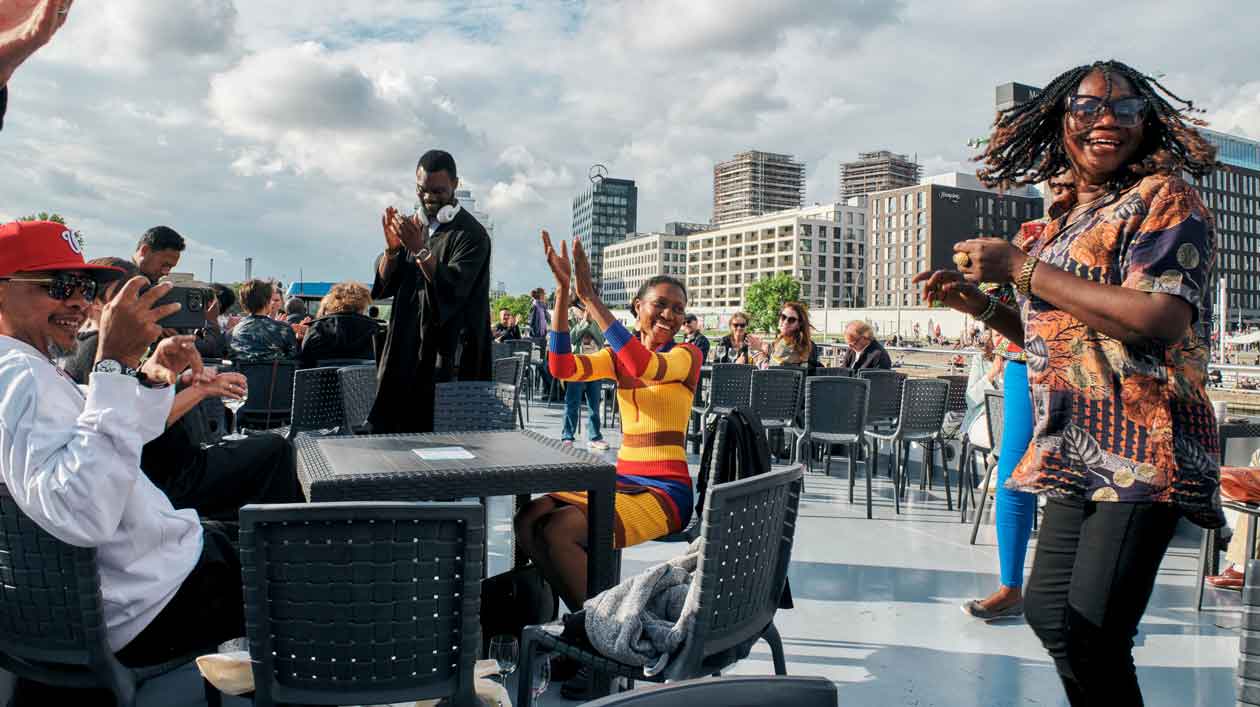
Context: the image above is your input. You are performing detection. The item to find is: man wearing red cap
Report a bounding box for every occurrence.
[0,220,251,700]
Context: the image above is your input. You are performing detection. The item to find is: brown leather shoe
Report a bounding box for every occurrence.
[1207,565,1245,590]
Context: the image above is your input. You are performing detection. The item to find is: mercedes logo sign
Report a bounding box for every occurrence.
[588,164,608,184]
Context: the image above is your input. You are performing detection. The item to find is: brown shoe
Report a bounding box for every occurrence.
[1207,565,1245,590]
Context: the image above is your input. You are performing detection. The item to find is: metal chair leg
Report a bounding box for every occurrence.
[892,441,903,515]
[1196,527,1214,611]
[969,462,995,545]
[940,440,953,512]
[763,623,787,676]
[864,440,874,519]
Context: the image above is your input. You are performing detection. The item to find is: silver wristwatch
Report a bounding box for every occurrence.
[93,359,138,378]
[410,247,433,262]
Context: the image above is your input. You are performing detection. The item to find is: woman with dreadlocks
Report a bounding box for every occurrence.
[914,60,1221,704]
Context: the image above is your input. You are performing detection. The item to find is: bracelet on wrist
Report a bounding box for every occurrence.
[975,295,1000,323]
[1015,256,1039,296]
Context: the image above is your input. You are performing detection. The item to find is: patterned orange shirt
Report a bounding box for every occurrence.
[1009,174,1224,528]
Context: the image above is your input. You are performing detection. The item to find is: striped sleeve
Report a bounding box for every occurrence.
[604,322,701,385]
[548,332,616,381]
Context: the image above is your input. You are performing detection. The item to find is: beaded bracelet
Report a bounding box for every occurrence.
[976,294,1000,323]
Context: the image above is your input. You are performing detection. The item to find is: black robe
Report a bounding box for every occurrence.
[368,207,493,433]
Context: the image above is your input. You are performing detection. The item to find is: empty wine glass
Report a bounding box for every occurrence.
[219,362,249,440]
[530,653,551,699]
[489,634,518,689]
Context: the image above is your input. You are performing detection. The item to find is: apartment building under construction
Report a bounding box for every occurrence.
[839,150,921,199]
[712,150,805,225]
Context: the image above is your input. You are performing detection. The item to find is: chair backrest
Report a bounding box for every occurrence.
[804,376,868,437]
[812,367,852,378]
[707,364,755,410]
[235,361,298,424]
[493,356,524,387]
[506,339,535,360]
[432,381,517,432]
[893,378,949,438]
[750,368,803,424]
[289,366,346,436]
[314,358,375,368]
[337,364,378,435]
[239,501,483,707]
[858,370,905,425]
[492,342,512,362]
[984,391,1006,453]
[671,465,803,680]
[582,676,838,707]
[937,375,970,414]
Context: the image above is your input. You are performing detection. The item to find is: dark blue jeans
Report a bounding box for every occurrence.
[562,381,602,442]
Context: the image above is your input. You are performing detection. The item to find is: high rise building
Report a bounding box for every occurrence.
[455,187,495,285]
[686,200,868,311]
[571,177,637,286]
[867,174,1043,308]
[839,150,921,199]
[995,82,1042,112]
[712,151,805,225]
[602,233,690,309]
[664,221,716,236]
[1195,128,1260,323]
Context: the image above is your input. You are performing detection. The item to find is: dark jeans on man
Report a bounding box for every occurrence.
[143,432,303,522]
[1025,496,1181,706]
[562,380,602,442]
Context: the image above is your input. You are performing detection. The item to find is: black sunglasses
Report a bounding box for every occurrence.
[1066,94,1148,128]
[731,322,747,329]
[0,273,99,301]
[779,313,799,324]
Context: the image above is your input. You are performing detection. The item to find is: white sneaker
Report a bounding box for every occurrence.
[589,439,610,451]
[561,439,574,447]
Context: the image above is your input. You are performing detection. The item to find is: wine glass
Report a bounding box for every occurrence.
[219,363,249,440]
[488,635,518,689]
[530,653,551,700]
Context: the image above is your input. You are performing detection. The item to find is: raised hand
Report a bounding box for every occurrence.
[571,238,597,303]
[952,238,1027,284]
[192,370,248,401]
[97,278,181,369]
[912,269,988,316]
[382,206,404,252]
[141,335,205,387]
[542,230,571,290]
[0,0,71,87]
[394,210,425,253]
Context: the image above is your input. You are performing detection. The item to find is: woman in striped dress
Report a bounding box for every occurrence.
[514,231,702,610]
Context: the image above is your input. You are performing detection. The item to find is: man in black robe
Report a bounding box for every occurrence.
[369,150,492,434]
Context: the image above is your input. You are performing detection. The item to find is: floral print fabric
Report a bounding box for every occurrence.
[1009,174,1224,528]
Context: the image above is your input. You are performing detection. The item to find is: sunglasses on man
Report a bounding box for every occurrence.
[1066,94,1148,128]
[0,272,100,301]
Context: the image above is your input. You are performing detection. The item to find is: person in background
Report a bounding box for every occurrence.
[682,313,710,361]
[266,282,285,320]
[560,301,608,451]
[766,301,818,370]
[528,287,549,340]
[841,320,892,370]
[370,149,493,434]
[283,296,309,324]
[298,281,377,368]
[713,311,764,364]
[0,0,72,133]
[131,226,185,284]
[228,279,298,363]
[494,308,521,341]
[916,61,1221,704]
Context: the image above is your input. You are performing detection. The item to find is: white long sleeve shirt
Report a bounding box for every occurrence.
[0,336,202,651]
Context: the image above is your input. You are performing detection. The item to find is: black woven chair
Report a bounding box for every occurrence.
[492,341,512,361]
[865,378,951,515]
[432,381,518,432]
[1196,422,1260,611]
[517,465,803,707]
[750,368,805,462]
[313,358,375,368]
[793,377,872,516]
[233,360,297,429]
[582,675,838,706]
[0,486,220,707]
[493,356,528,429]
[956,388,999,524]
[282,366,346,440]
[969,391,1007,544]
[811,367,852,378]
[688,364,754,454]
[601,379,620,431]
[337,364,377,435]
[857,370,905,478]
[238,501,483,707]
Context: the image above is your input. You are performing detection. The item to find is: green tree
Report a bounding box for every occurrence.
[744,273,801,333]
[18,212,85,249]
[491,293,533,324]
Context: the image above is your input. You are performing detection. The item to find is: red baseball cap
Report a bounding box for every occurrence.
[0,221,125,280]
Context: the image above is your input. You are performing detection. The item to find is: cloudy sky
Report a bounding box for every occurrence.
[3,0,1259,293]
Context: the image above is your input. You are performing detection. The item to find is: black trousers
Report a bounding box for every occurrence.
[147,434,303,522]
[1025,496,1180,706]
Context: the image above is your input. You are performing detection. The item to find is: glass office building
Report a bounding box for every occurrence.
[572,177,637,288]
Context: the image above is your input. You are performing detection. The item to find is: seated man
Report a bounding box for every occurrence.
[228,278,299,363]
[841,320,892,370]
[61,258,303,522]
[0,221,244,701]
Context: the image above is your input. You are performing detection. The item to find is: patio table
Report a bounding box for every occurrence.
[295,428,619,597]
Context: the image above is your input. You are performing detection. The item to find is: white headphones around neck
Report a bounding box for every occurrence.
[416,201,461,226]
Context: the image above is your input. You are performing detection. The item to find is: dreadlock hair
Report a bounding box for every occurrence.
[977,60,1217,192]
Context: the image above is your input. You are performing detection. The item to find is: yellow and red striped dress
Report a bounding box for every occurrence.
[548,322,701,548]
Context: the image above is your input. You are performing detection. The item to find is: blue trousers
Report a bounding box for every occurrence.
[996,360,1036,589]
[562,381,602,442]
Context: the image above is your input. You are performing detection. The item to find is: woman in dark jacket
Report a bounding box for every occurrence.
[298,281,378,367]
